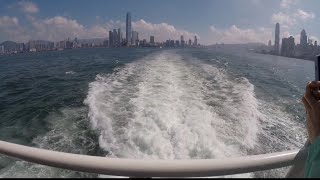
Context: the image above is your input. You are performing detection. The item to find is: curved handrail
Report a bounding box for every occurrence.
[0,140,301,177]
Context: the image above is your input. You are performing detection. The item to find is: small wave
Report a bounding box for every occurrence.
[0,107,100,178]
[65,71,76,75]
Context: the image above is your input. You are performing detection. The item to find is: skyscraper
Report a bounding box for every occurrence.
[132,31,139,46]
[275,23,280,55]
[300,29,308,49]
[175,40,180,47]
[109,31,113,47]
[194,36,198,46]
[180,35,185,47]
[126,12,132,46]
[188,39,192,46]
[281,36,295,57]
[113,29,118,46]
[118,28,121,46]
[150,36,155,44]
[268,40,272,47]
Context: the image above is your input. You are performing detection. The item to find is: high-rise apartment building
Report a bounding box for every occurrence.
[150,36,155,44]
[132,31,139,46]
[300,29,308,49]
[275,23,280,55]
[109,31,113,47]
[181,35,185,47]
[126,12,132,46]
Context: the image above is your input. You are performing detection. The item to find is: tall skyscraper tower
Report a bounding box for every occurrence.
[118,28,121,45]
[113,29,118,46]
[109,31,113,47]
[300,29,308,49]
[275,23,280,55]
[181,35,185,47]
[194,36,198,46]
[126,12,132,46]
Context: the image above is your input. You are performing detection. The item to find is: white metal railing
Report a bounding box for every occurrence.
[0,140,306,177]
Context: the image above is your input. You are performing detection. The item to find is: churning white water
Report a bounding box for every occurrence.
[84,51,265,177]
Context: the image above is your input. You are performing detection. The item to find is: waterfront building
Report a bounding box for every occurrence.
[281,36,295,57]
[308,38,313,45]
[118,28,121,46]
[175,40,180,47]
[126,12,132,46]
[109,31,113,47]
[170,40,175,47]
[28,40,54,51]
[268,40,272,47]
[275,23,280,55]
[132,31,139,46]
[181,36,185,47]
[300,29,308,49]
[65,39,73,49]
[103,40,109,47]
[113,29,118,46]
[150,36,155,44]
[165,40,170,47]
[188,39,192,46]
[0,45,4,54]
[194,36,198,46]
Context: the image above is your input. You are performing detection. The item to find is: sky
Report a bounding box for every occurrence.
[0,0,319,45]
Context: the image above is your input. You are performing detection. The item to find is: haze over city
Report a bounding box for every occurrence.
[0,0,319,45]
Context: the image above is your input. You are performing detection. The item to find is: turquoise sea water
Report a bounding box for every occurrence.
[0,47,314,177]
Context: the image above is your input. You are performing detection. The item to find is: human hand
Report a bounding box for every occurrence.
[302,81,320,144]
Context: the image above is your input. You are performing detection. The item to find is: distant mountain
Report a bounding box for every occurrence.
[0,41,18,51]
[208,42,265,48]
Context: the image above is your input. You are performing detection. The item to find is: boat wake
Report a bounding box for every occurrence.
[85,51,261,163]
[0,50,306,178]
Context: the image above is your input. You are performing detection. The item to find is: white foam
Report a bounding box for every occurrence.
[0,107,98,178]
[84,51,262,178]
[65,71,76,75]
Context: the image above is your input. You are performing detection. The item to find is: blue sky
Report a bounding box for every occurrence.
[0,0,319,45]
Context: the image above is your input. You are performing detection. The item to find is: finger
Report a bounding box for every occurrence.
[308,81,320,89]
[302,96,312,111]
[305,91,318,107]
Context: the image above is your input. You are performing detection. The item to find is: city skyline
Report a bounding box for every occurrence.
[0,0,319,45]
[257,22,319,61]
[0,11,201,55]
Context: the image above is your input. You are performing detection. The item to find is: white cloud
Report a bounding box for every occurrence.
[17,1,39,14]
[0,16,30,42]
[294,9,315,21]
[209,25,272,44]
[280,0,299,9]
[28,16,100,41]
[0,16,19,26]
[132,19,198,42]
[271,12,296,28]
[271,9,315,28]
